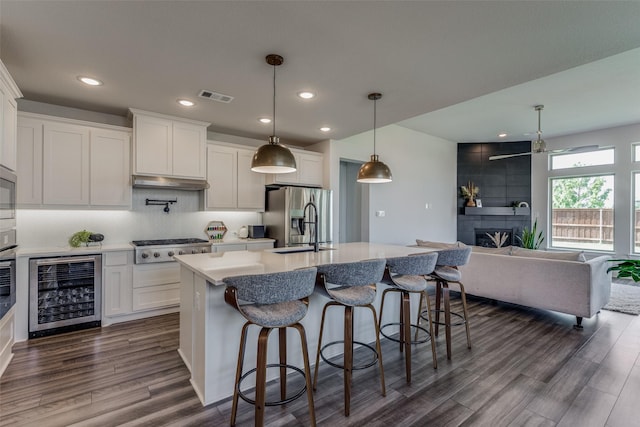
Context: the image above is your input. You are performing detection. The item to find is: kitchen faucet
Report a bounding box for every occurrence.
[303,200,319,252]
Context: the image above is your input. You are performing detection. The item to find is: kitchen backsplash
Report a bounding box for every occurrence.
[16,189,262,248]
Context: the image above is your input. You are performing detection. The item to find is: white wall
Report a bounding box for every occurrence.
[329,124,458,246]
[532,122,640,257]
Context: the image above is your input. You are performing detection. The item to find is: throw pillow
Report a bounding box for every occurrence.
[472,245,512,255]
[510,246,586,261]
[415,240,466,249]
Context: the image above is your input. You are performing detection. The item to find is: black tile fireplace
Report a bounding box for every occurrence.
[475,228,514,248]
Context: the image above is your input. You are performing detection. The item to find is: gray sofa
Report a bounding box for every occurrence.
[416,241,612,327]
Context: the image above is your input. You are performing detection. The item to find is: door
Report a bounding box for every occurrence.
[340,160,368,243]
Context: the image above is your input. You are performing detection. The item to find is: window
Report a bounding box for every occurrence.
[634,172,640,254]
[550,174,614,251]
[550,148,614,170]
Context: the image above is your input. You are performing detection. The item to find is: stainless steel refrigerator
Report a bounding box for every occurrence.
[264,186,333,248]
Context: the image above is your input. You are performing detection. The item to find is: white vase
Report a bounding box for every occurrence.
[238,226,249,239]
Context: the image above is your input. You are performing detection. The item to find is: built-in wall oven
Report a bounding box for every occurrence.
[0,165,17,323]
[29,254,102,338]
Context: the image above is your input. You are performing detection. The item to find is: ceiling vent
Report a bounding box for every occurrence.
[198,89,234,103]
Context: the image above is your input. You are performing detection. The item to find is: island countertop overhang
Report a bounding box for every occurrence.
[173,242,435,285]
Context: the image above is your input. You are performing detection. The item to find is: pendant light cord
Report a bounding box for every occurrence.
[272,63,276,139]
[373,97,377,155]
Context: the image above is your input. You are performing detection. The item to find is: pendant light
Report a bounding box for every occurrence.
[251,54,297,174]
[357,93,392,183]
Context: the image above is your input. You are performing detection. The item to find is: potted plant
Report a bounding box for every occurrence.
[607,259,640,282]
[517,219,544,249]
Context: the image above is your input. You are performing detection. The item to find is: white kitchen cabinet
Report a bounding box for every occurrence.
[130,109,208,179]
[16,113,131,208]
[132,262,181,312]
[90,129,131,206]
[103,251,133,317]
[265,149,323,187]
[206,142,265,211]
[0,60,21,171]
[43,122,90,205]
[211,239,274,253]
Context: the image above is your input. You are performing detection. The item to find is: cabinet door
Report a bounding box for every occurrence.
[134,114,172,176]
[297,152,324,186]
[90,129,131,206]
[1,94,17,171]
[16,117,43,205]
[173,122,206,179]
[206,145,237,209]
[246,241,274,251]
[103,265,133,317]
[43,122,90,205]
[213,243,247,253]
[237,148,265,210]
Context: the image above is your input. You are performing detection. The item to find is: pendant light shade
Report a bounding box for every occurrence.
[251,54,297,174]
[357,93,392,183]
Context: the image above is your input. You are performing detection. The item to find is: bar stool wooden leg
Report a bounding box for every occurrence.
[279,328,287,401]
[423,291,437,369]
[293,323,317,427]
[344,306,353,416]
[434,281,442,337]
[255,328,271,426]
[313,303,331,391]
[398,293,404,353]
[415,291,424,342]
[459,283,472,349]
[401,291,411,382]
[443,282,452,359]
[231,323,251,426]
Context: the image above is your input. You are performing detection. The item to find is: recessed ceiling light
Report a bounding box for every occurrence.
[178,99,195,107]
[258,117,272,124]
[297,91,315,99]
[498,133,507,138]
[320,127,331,132]
[77,76,103,86]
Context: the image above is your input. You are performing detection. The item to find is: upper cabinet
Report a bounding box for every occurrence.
[17,113,131,208]
[130,109,208,179]
[265,149,323,187]
[206,142,265,211]
[0,60,23,171]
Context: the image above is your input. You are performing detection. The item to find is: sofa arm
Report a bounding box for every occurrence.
[586,255,612,316]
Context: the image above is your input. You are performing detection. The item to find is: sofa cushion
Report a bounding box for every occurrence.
[471,245,512,255]
[415,240,466,249]
[510,246,586,262]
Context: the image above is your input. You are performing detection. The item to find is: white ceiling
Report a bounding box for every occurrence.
[1,1,640,147]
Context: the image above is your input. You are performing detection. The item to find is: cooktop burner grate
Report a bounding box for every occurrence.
[131,238,209,246]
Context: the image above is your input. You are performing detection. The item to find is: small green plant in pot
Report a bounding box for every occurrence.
[607,259,640,282]
[517,219,544,249]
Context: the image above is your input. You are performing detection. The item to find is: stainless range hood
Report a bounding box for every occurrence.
[132,175,210,190]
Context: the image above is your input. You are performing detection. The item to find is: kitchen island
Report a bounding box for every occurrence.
[174,242,433,406]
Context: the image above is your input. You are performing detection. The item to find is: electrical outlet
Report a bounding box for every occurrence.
[376,210,386,217]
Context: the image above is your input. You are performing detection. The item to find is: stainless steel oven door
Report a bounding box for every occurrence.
[0,165,17,233]
[0,245,17,321]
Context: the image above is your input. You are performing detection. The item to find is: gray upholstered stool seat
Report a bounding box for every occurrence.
[420,246,473,360]
[223,268,318,427]
[313,259,387,417]
[379,253,439,382]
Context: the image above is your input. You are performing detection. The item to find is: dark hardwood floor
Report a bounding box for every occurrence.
[1,295,639,427]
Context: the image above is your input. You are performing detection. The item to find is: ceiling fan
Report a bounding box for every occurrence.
[489,105,599,161]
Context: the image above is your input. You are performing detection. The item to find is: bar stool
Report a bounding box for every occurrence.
[419,246,472,359]
[379,252,439,380]
[313,259,386,417]
[223,267,318,427]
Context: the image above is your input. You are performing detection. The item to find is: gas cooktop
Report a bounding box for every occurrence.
[131,238,209,247]
[131,238,211,264]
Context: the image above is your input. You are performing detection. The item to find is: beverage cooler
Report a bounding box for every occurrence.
[29,254,102,338]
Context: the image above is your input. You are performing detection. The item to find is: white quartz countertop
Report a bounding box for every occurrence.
[174,242,435,285]
[17,243,133,258]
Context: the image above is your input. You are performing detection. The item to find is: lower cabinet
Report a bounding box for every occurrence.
[211,240,274,253]
[132,262,180,311]
[102,251,180,325]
